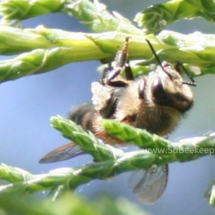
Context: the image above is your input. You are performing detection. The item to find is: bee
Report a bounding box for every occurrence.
[39,37,196,204]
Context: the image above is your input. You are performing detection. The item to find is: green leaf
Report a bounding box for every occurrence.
[102,119,215,162]
[0,0,64,20]
[0,0,141,34]
[134,0,215,33]
[51,115,123,161]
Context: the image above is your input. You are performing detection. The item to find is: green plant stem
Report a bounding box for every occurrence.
[135,0,215,33]
[0,138,214,195]
[0,0,141,34]
[1,117,214,195]
[102,120,215,161]
[51,116,123,161]
[0,0,65,20]
[0,151,156,194]
[1,27,215,82]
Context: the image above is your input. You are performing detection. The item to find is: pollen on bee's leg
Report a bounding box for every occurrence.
[91,82,114,111]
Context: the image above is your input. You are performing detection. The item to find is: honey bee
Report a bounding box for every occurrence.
[39,37,196,204]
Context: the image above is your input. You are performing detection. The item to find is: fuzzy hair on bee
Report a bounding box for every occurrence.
[39,37,196,204]
[89,63,194,140]
[115,62,194,135]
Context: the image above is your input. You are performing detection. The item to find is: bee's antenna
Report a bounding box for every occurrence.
[175,61,196,86]
[182,81,196,86]
[146,39,196,87]
[145,39,165,71]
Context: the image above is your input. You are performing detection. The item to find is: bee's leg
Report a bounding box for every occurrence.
[100,63,127,87]
[99,63,133,118]
[100,96,118,118]
[100,62,113,85]
[106,60,133,87]
[92,65,119,118]
[93,37,130,116]
[124,60,134,80]
[106,37,130,87]
[115,36,129,69]
[106,73,129,87]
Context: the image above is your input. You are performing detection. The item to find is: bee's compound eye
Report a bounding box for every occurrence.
[152,77,169,105]
[138,78,146,99]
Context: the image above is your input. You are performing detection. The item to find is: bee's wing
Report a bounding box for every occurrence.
[39,143,84,164]
[129,165,168,205]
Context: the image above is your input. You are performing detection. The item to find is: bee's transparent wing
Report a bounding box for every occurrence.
[39,143,84,163]
[129,165,168,205]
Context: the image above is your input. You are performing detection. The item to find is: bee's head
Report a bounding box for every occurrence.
[138,62,195,113]
[141,39,196,113]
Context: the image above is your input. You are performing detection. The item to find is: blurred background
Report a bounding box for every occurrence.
[0,0,215,214]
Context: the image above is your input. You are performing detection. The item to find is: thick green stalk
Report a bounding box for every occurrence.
[1,27,215,82]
